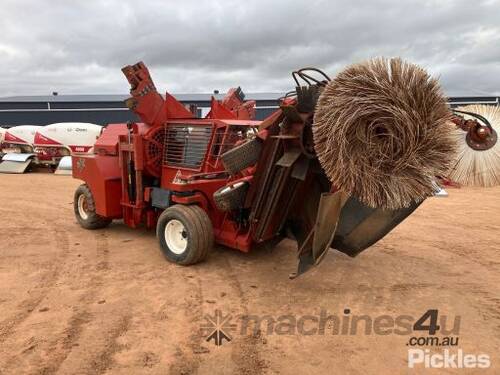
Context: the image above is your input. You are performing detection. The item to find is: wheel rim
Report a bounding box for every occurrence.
[77,194,89,220]
[164,219,188,255]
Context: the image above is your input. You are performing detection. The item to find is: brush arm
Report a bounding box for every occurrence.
[451,111,497,151]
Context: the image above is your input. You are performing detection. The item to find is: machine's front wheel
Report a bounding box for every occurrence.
[74,184,112,229]
[156,205,214,265]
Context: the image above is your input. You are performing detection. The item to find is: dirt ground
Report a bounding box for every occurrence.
[0,173,499,374]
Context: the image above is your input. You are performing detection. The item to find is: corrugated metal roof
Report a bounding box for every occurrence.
[0,93,497,106]
[0,92,286,103]
[0,94,129,102]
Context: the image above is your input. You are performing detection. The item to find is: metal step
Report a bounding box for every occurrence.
[54,156,72,175]
[0,159,33,174]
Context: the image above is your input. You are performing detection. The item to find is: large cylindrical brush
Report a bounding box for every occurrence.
[313,57,458,209]
[448,104,500,187]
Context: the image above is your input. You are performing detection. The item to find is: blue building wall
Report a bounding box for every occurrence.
[0,94,498,127]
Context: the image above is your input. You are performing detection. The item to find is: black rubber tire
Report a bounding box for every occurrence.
[221,138,262,175]
[156,205,214,265]
[74,184,112,229]
[213,181,249,211]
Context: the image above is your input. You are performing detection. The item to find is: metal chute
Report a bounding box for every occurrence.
[291,191,422,278]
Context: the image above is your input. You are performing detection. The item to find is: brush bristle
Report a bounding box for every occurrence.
[313,57,458,209]
[448,104,500,187]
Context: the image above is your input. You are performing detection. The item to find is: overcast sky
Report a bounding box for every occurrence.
[1,0,499,97]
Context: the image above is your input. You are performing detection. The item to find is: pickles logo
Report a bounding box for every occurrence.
[201,309,236,346]
[408,349,490,369]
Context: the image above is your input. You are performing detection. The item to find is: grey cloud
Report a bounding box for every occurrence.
[0,0,499,96]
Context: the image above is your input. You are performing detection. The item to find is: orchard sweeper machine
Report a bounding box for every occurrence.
[72,59,499,277]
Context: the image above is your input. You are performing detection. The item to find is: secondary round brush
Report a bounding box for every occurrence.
[313,57,458,210]
[448,104,500,187]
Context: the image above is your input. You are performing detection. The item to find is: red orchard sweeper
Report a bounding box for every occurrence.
[72,59,497,277]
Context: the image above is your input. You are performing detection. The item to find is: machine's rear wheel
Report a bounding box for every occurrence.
[156,205,214,265]
[74,184,112,229]
[213,181,249,211]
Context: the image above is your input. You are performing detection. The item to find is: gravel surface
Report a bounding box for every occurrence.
[0,173,498,374]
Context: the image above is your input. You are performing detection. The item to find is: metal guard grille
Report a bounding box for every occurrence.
[145,127,165,177]
[209,125,249,159]
[164,124,212,169]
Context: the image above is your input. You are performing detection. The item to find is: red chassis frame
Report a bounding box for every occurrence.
[72,119,261,252]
